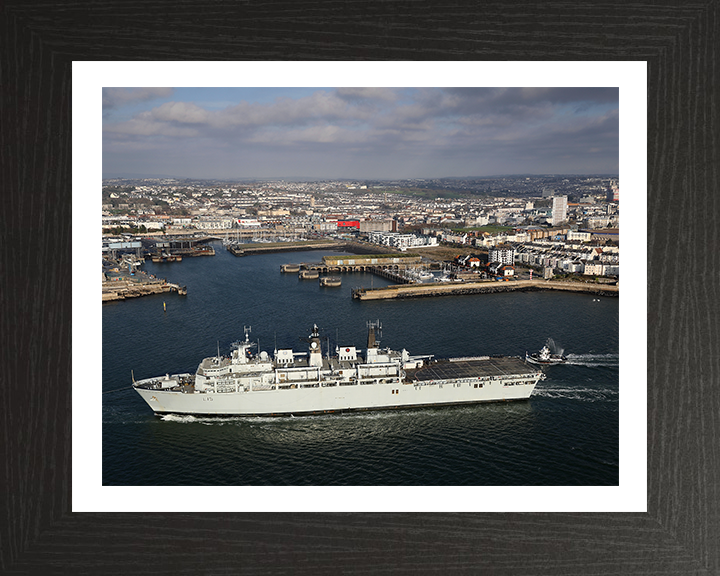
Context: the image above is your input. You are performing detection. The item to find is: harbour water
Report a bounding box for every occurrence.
[102,244,619,486]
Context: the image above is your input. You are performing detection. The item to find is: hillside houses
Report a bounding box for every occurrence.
[514,241,619,277]
[102,175,620,278]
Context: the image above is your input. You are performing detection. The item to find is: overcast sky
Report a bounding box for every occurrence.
[102,87,619,180]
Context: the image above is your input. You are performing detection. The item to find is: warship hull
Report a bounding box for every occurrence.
[133,324,544,417]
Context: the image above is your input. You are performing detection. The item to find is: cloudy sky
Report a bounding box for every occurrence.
[102,87,619,180]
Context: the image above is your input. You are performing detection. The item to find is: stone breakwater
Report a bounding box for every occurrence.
[352,279,619,300]
[102,279,186,302]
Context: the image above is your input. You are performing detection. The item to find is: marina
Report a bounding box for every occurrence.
[103,237,619,305]
[104,236,619,303]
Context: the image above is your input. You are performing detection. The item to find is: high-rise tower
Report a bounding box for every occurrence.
[551,195,567,226]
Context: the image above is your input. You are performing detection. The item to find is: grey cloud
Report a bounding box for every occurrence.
[443,87,618,107]
[122,91,375,135]
[103,87,619,178]
[335,88,400,102]
[221,91,377,128]
[412,88,618,121]
[152,101,211,124]
[102,87,174,110]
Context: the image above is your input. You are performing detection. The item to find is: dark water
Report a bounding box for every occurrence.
[103,244,619,486]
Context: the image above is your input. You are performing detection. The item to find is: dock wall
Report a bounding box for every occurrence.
[352,279,618,300]
[228,241,342,256]
[102,280,186,302]
[228,239,407,257]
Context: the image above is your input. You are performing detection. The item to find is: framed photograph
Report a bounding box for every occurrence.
[83,65,641,514]
[2,4,716,574]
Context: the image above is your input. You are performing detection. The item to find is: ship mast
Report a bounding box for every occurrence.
[308,324,323,367]
[366,320,381,349]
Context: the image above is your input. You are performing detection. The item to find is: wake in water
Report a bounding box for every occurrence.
[564,353,619,367]
[160,414,241,425]
[157,405,509,425]
[159,411,389,425]
[533,385,618,402]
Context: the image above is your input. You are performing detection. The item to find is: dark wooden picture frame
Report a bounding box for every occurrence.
[2,2,717,574]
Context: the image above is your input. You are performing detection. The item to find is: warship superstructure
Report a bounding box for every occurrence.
[132,322,545,417]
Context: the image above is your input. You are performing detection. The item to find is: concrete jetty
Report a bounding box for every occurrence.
[102,279,186,302]
[351,279,618,300]
[228,240,342,257]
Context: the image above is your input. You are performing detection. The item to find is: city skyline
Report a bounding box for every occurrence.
[102,87,619,180]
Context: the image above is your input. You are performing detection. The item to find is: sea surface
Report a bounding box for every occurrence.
[102,244,619,486]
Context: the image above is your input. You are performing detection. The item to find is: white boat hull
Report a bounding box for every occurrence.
[134,376,538,416]
[132,323,543,417]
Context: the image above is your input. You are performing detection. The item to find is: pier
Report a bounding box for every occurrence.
[227,240,343,256]
[289,263,414,284]
[102,279,187,302]
[351,279,619,300]
[281,254,420,284]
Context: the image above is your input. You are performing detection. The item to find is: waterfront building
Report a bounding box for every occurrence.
[489,244,515,265]
[193,216,236,230]
[583,262,605,276]
[367,231,438,250]
[488,262,515,277]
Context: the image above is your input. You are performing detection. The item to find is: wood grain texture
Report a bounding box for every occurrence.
[1,1,718,574]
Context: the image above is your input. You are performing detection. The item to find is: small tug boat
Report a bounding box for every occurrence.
[525,344,567,366]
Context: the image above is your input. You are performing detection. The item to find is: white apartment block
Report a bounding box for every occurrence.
[367,231,438,250]
[551,196,568,226]
[585,215,611,229]
[193,217,236,230]
[441,232,469,244]
[560,260,584,273]
[311,221,337,233]
[583,262,605,276]
[466,214,490,227]
[489,245,515,265]
[236,218,262,227]
[138,220,164,230]
[567,230,591,242]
